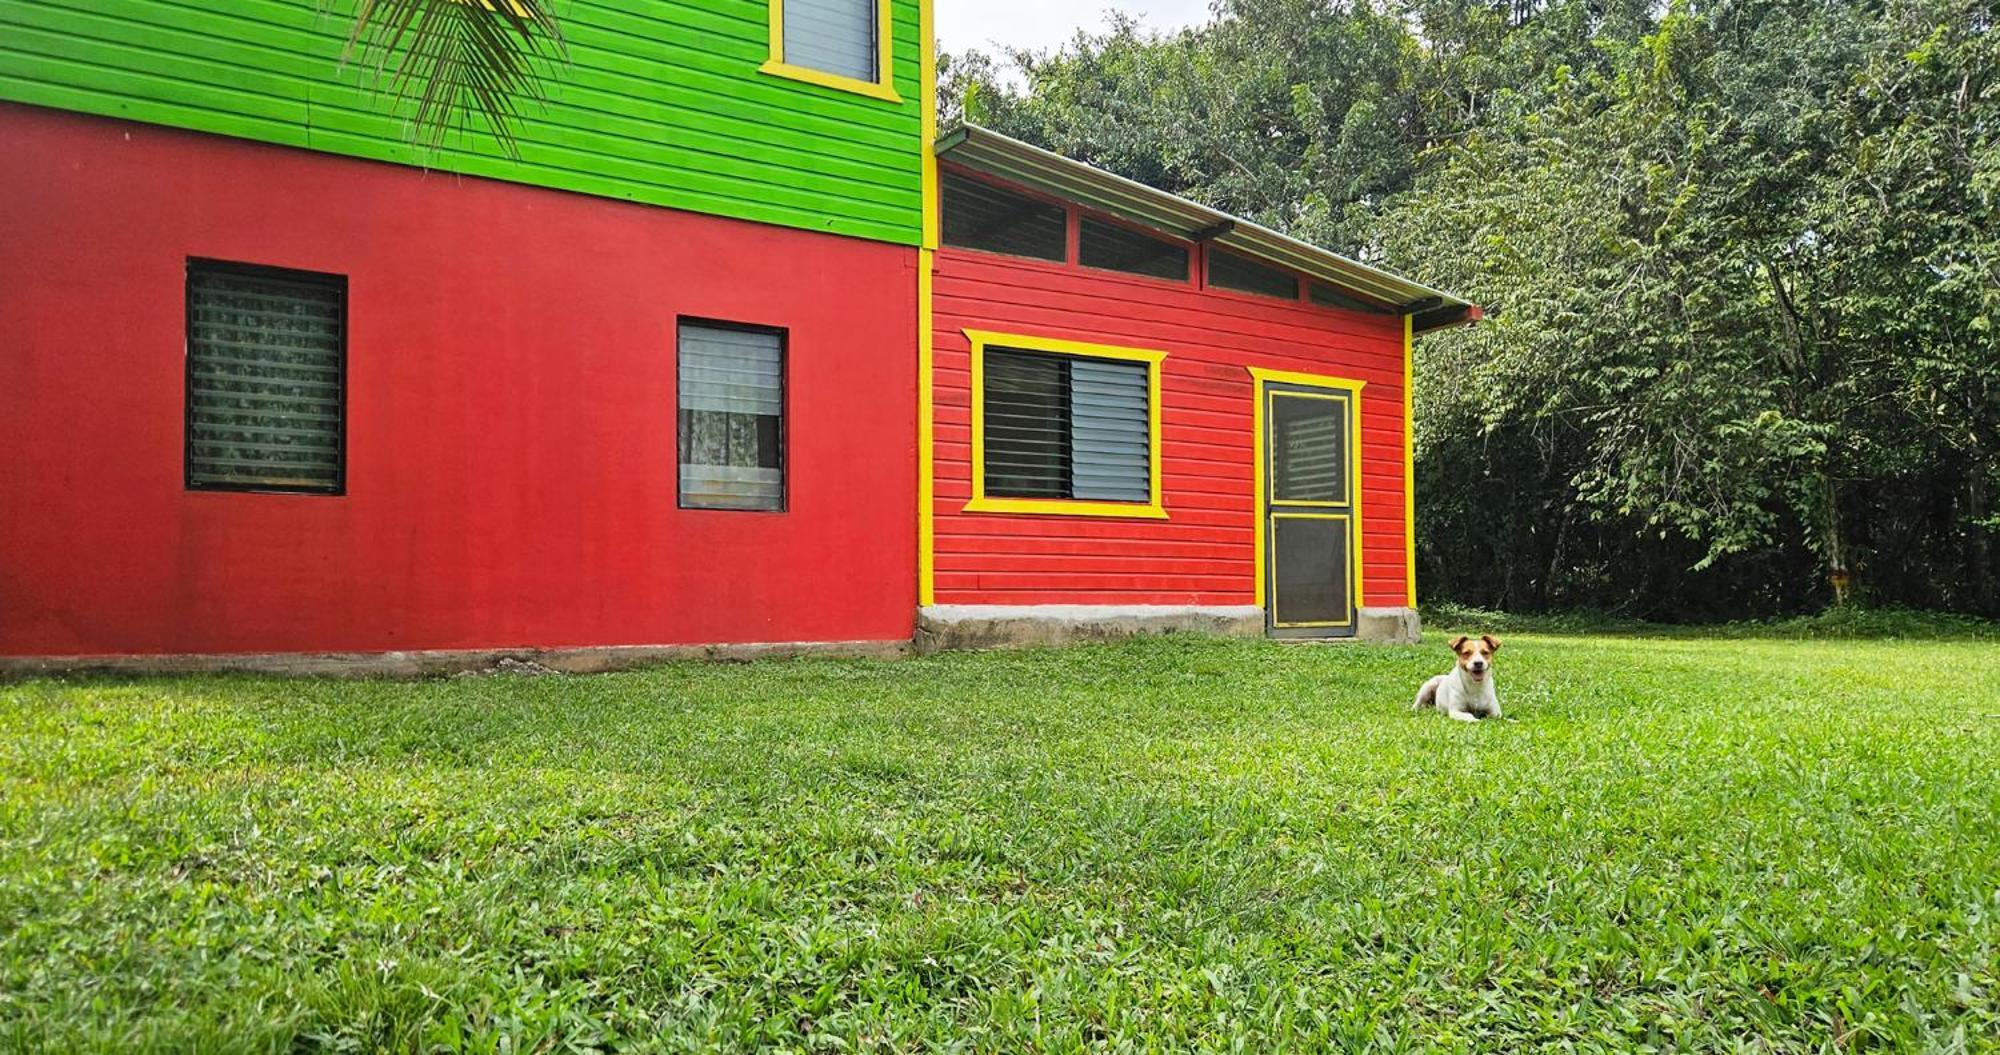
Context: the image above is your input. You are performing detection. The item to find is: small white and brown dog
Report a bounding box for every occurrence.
[1413,634,1503,722]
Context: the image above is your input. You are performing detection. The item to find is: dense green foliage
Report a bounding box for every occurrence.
[3,636,1997,1050]
[944,1,1999,619]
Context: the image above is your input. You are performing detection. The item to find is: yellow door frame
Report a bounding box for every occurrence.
[1249,367,1365,625]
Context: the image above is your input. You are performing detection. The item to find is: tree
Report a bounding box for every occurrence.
[340,0,565,157]
[1383,0,1998,614]
[945,0,2000,617]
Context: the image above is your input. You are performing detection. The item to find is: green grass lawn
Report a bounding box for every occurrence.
[2,628,1997,1052]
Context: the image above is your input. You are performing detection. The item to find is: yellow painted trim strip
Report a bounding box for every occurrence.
[1403,313,1417,608]
[762,0,902,102]
[965,329,1168,521]
[454,0,533,16]
[1247,366,1368,393]
[918,0,938,252]
[916,0,936,606]
[1248,366,1367,615]
[758,60,904,102]
[1253,377,1267,609]
[967,329,1169,366]
[918,251,936,604]
[767,0,782,64]
[963,496,1172,519]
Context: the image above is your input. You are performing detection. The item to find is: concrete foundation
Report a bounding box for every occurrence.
[915,604,1267,654]
[1,608,1423,675]
[918,604,1422,652]
[1357,607,1423,644]
[0,639,911,680]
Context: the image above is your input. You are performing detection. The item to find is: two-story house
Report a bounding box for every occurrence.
[0,0,1476,670]
[0,0,934,665]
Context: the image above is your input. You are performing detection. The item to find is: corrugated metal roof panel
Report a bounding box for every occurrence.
[936,124,1478,327]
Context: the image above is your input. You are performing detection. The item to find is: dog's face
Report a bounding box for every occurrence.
[1449,634,1500,682]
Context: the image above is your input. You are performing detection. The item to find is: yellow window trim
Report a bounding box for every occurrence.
[762,0,902,103]
[1249,366,1365,611]
[964,329,1168,520]
[452,0,532,16]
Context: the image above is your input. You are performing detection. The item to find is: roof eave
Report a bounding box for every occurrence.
[936,123,1480,323]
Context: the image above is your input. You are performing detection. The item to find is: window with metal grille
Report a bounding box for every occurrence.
[983,348,1151,502]
[1079,215,1188,281]
[1308,281,1390,313]
[185,259,346,495]
[1208,248,1298,299]
[782,0,876,83]
[679,321,785,511]
[942,172,1067,262]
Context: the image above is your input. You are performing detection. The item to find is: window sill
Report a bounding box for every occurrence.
[963,496,1168,520]
[758,61,902,103]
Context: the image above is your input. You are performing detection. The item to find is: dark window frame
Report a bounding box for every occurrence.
[676,316,790,514]
[942,167,1384,316]
[1205,247,1300,301]
[1308,281,1397,315]
[940,169,1070,264]
[1078,213,1193,284]
[777,0,883,86]
[982,346,1076,500]
[184,257,348,497]
[980,344,1153,504]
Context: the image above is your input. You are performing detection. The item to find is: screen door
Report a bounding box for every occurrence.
[1261,380,1357,637]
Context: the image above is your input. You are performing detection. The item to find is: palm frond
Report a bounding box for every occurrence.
[340,0,565,159]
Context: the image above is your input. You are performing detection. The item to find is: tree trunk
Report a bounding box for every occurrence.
[1971,460,1995,615]
[1819,475,1852,607]
[1537,507,1573,609]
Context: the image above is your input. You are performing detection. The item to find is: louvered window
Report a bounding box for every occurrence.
[983,348,1151,503]
[1270,393,1349,504]
[1079,216,1188,281]
[185,260,345,494]
[942,172,1067,262]
[782,0,876,83]
[1208,248,1298,299]
[679,322,785,511]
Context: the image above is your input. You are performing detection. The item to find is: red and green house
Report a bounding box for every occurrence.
[0,0,1473,667]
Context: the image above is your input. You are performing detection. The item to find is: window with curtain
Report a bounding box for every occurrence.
[983,347,1151,502]
[184,259,346,495]
[782,0,877,83]
[678,322,785,511]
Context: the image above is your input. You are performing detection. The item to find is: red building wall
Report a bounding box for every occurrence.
[931,242,1412,609]
[0,103,917,657]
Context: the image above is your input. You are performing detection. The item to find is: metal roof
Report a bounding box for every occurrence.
[935,124,1479,331]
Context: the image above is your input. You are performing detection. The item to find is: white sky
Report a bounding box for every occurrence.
[936,0,1215,57]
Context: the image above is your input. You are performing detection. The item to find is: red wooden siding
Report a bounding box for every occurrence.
[931,244,1412,609]
[0,104,917,657]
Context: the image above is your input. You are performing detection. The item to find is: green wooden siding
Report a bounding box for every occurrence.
[0,0,925,245]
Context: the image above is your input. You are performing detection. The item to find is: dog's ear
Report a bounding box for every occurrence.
[1448,635,1469,653]
[1480,634,1501,653]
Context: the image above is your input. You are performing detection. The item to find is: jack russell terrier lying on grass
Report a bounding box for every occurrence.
[1413,635,1503,722]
